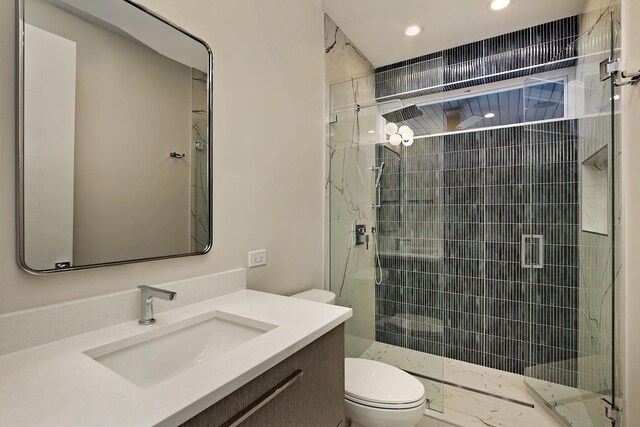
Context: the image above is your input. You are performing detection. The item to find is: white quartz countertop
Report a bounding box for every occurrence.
[0,290,352,427]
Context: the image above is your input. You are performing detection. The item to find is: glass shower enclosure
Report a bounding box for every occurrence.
[327,10,618,427]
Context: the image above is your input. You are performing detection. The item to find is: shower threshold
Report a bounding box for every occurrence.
[407,369,534,408]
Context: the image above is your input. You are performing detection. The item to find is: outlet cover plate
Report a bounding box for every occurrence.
[248,249,267,268]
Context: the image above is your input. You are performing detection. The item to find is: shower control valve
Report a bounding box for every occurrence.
[355,224,367,248]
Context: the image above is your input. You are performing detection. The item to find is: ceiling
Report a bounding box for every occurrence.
[322,0,587,68]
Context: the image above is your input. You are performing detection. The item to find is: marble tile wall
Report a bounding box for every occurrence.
[573,4,621,407]
[375,121,581,382]
[324,16,377,358]
[576,113,613,397]
[324,15,374,87]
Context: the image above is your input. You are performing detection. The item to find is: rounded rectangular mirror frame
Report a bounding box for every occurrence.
[15,0,213,274]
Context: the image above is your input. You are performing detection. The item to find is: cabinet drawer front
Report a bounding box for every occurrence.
[221,369,304,427]
[181,324,345,427]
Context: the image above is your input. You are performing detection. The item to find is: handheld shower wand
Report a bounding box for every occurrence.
[373,227,383,285]
[370,162,385,285]
[374,162,385,187]
[371,162,385,209]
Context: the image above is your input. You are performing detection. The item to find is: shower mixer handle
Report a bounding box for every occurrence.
[355,224,368,247]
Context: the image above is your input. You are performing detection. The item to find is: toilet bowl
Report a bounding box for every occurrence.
[291,290,427,427]
[344,357,426,427]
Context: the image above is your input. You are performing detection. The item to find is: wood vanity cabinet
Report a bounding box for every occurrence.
[180,324,345,427]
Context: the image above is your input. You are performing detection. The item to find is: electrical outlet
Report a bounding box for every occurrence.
[248,249,267,268]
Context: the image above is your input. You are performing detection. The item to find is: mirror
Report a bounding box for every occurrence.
[17,0,212,273]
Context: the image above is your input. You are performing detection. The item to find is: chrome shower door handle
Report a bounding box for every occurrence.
[521,234,544,269]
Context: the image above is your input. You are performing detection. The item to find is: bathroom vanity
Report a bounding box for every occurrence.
[181,325,345,427]
[0,270,352,426]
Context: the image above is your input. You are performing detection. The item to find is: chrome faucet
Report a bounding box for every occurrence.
[138,285,177,325]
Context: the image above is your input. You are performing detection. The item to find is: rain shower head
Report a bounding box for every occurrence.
[381,105,423,123]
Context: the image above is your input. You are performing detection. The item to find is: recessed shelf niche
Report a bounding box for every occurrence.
[581,145,609,235]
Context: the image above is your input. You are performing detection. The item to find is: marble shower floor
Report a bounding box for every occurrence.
[525,376,607,427]
[360,342,593,427]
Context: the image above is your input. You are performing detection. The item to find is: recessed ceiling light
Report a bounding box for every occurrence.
[489,0,511,11]
[368,130,376,134]
[405,25,422,37]
[485,112,496,118]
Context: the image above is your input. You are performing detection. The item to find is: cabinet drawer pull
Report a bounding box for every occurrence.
[221,369,304,427]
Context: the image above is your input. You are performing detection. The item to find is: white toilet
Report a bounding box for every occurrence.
[291,289,427,427]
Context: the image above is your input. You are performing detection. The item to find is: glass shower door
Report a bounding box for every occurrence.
[523,11,618,426]
[328,76,379,360]
[328,70,446,412]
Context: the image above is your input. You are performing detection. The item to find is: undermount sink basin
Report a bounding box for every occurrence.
[84,311,276,388]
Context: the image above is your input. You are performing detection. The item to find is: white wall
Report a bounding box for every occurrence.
[623,0,640,424]
[0,0,325,313]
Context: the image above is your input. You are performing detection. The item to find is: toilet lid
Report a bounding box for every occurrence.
[345,358,426,406]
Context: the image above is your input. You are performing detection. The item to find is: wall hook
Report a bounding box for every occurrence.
[169,152,185,158]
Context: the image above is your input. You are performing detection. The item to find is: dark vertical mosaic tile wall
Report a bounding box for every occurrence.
[375,120,580,384]
[374,16,579,100]
[526,120,580,385]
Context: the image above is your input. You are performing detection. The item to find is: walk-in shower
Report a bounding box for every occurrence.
[328,9,619,427]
